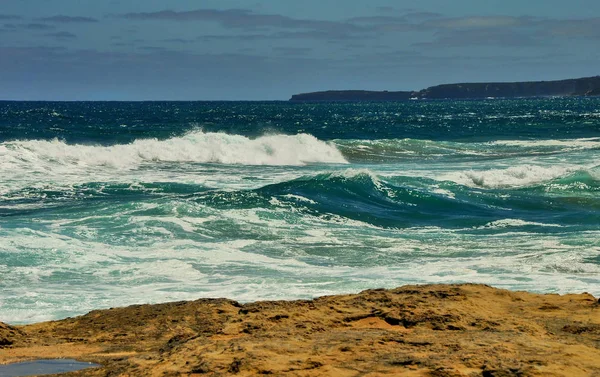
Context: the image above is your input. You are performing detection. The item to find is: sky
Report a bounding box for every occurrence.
[0,0,599,100]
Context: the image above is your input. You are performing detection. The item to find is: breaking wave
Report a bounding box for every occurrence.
[0,131,348,171]
[438,165,600,189]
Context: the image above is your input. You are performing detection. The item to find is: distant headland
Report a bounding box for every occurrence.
[289,75,600,101]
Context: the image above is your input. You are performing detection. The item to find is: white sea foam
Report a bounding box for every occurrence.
[431,186,456,199]
[0,131,348,172]
[491,137,600,150]
[3,222,600,324]
[281,194,317,205]
[439,165,576,189]
[476,219,564,229]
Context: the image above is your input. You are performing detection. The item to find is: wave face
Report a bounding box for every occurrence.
[2,99,600,324]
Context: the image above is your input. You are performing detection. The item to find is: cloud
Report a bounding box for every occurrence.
[413,15,600,48]
[423,16,530,30]
[412,16,540,48]
[139,46,168,51]
[349,12,440,24]
[272,30,368,40]
[404,12,443,21]
[198,34,273,42]
[348,16,408,24]
[414,28,542,48]
[0,14,22,21]
[272,47,312,55]
[540,17,600,39]
[3,23,58,31]
[117,8,600,48]
[417,15,600,42]
[113,9,600,51]
[198,29,369,42]
[38,15,99,23]
[375,6,396,13]
[118,8,442,41]
[21,23,56,31]
[111,8,600,52]
[119,8,365,35]
[44,31,77,39]
[0,24,17,33]
[162,38,196,44]
[0,46,67,59]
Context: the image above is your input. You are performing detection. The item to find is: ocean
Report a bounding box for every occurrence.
[1,98,599,324]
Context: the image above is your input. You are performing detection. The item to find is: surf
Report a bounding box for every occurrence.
[334,137,600,163]
[0,131,348,172]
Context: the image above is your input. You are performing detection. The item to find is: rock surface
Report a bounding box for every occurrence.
[1,284,600,376]
[289,76,600,101]
[0,322,23,348]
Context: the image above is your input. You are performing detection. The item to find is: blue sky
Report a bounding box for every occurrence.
[1,0,599,100]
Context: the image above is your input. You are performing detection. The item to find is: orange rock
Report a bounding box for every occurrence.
[1,284,599,376]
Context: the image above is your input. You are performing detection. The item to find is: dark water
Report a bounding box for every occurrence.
[1,98,599,324]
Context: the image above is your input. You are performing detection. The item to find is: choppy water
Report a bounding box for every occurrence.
[1,99,599,324]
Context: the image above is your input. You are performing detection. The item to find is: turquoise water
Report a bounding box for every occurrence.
[1,98,599,324]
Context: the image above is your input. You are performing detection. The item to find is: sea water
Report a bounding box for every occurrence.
[1,98,599,324]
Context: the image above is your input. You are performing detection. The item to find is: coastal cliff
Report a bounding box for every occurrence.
[290,75,600,101]
[1,284,600,376]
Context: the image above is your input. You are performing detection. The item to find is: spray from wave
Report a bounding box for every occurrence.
[0,131,348,171]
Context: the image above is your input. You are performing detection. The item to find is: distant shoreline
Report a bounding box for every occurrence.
[290,75,600,101]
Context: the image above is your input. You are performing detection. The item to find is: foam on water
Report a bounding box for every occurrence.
[0,131,348,172]
[476,219,564,229]
[439,165,578,188]
[492,137,600,150]
[2,217,599,323]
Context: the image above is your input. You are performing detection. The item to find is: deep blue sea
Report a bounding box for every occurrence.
[1,98,600,324]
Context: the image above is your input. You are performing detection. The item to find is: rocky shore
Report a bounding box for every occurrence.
[1,284,600,376]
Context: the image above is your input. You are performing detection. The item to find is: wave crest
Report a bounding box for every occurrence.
[0,131,348,170]
[439,165,577,189]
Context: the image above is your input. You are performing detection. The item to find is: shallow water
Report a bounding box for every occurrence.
[0,359,100,377]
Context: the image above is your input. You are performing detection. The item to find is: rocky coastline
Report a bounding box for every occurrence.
[289,76,600,101]
[1,284,599,376]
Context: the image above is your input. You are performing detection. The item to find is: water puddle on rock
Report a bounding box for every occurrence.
[0,359,100,377]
